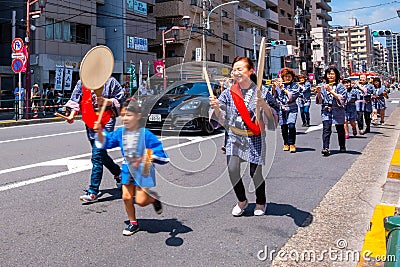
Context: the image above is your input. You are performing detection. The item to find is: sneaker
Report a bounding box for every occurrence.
[152,198,163,215]
[352,128,357,136]
[359,130,364,135]
[289,145,296,153]
[231,200,248,216]
[80,192,100,203]
[221,146,226,153]
[123,223,140,236]
[339,146,346,152]
[364,128,370,134]
[254,204,266,216]
[283,144,289,151]
[345,134,349,139]
[114,174,122,190]
[321,148,330,157]
[302,123,307,127]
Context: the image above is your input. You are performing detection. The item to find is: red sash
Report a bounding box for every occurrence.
[230,82,261,136]
[81,86,112,128]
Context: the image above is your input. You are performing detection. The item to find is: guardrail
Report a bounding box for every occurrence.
[0,98,68,120]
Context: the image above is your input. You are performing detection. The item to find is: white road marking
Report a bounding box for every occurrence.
[0,133,224,191]
[391,100,399,104]
[305,124,323,133]
[0,130,86,144]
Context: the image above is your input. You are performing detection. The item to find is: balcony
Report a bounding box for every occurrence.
[155,1,185,17]
[236,8,266,28]
[265,9,278,23]
[315,0,332,12]
[267,27,279,40]
[237,30,264,49]
[266,0,278,8]
[315,17,330,28]
[316,8,332,21]
[243,0,266,9]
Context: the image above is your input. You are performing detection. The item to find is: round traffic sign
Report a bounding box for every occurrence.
[11,38,24,53]
[12,58,24,73]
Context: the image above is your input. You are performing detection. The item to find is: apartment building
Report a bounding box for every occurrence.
[0,0,157,97]
[386,33,400,80]
[331,25,373,75]
[373,41,384,74]
[309,0,331,78]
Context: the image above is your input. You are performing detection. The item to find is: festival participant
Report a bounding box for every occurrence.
[315,67,347,156]
[343,79,358,139]
[354,74,374,134]
[209,57,279,216]
[64,77,124,202]
[297,74,312,127]
[371,77,388,125]
[94,99,169,236]
[272,68,300,153]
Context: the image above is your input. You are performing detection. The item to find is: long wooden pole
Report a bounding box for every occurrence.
[256,37,266,123]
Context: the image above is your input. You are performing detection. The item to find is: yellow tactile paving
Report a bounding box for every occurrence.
[358,204,395,266]
[390,149,400,166]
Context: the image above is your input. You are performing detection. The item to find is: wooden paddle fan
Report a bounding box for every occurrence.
[55,45,115,126]
[80,45,115,126]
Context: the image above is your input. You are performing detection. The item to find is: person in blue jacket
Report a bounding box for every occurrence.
[371,77,388,125]
[94,98,170,236]
[297,74,312,127]
[315,67,347,156]
[343,78,358,139]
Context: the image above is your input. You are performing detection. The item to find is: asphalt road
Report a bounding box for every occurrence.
[1,92,399,266]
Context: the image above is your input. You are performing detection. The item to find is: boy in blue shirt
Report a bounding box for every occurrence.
[94,98,169,236]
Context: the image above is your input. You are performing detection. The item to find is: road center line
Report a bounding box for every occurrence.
[0,133,224,191]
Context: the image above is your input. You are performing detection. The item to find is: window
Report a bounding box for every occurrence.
[223,55,229,63]
[288,14,292,20]
[210,53,216,61]
[222,33,229,41]
[190,0,198,6]
[238,25,244,31]
[46,18,90,44]
[280,9,285,16]
[0,22,11,44]
[221,10,228,18]
[281,26,286,33]
[192,50,196,60]
[288,29,293,35]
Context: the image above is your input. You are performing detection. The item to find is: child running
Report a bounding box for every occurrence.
[94,98,170,236]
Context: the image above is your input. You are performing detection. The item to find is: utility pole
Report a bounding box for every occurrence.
[202,0,207,61]
[253,27,257,64]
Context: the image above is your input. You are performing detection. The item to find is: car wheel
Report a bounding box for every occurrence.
[202,118,215,134]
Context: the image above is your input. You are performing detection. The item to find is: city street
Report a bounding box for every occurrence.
[1,93,400,266]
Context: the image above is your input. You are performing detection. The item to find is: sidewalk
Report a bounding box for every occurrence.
[0,111,66,127]
[358,121,400,266]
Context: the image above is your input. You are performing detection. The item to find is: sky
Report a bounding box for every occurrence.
[330,0,400,44]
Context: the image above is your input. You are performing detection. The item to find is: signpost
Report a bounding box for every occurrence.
[11,38,24,120]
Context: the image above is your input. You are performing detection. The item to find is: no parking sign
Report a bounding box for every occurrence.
[12,58,24,73]
[11,38,24,53]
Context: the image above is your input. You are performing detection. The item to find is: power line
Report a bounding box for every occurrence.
[331,1,398,13]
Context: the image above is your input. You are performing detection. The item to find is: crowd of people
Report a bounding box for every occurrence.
[49,54,391,237]
[13,83,62,119]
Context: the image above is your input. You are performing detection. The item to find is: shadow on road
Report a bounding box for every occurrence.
[265,202,313,227]
[128,218,193,246]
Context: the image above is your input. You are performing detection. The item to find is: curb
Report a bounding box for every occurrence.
[0,116,82,127]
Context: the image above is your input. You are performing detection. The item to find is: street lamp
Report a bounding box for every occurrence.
[202,0,239,61]
[161,16,190,90]
[25,0,46,119]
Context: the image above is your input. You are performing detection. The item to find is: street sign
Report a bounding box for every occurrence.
[11,52,25,59]
[11,38,24,53]
[11,58,24,73]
